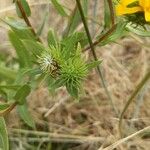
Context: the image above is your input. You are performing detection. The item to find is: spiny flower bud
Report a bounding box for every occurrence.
[37,51,60,76]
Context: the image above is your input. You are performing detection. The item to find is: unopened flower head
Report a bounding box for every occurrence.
[38,51,54,73]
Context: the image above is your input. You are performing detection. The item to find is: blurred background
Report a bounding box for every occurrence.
[0,0,150,149]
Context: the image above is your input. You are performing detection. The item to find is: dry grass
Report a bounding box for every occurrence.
[0,0,150,150]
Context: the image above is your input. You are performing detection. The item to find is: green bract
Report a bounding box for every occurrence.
[38,42,92,98]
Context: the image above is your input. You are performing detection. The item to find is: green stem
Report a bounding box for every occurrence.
[16,0,42,42]
[119,70,150,137]
[0,102,17,117]
[83,24,117,52]
[83,0,116,52]
[107,0,115,26]
[76,0,118,116]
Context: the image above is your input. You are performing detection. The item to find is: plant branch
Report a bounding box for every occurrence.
[16,0,42,42]
[83,0,116,52]
[83,24,117,52]
[100,126,150,150]
[107,0,115,26]
[119,70,150,137]
[76,0,118,116]
[0,102,17,117]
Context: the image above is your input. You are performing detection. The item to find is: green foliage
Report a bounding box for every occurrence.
[47,29,58,47]
[15,0,31,18]
[126,23,150,36]
[1,0,150,148]
[0,117,9,150]
[17,104,36,128]
[51,43,89,98]
[104,0,111,29]
[35,32,100,98]
[64,0,88,36]
[51,0,68,17]
[97,21,127,46]
[8,30,32,67]
[0,13,101,140]
[14,84,31,105]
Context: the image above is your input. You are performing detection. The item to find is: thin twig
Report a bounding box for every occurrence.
[83,24,117,52]
[76,0,118,116]
[16,0,42,42]
[83,0,116,52]
[99,126,150,150]
[107,0,115,26]
[9,128,104,143]
[0,102,17,117]
[119,70,150,137]
[44,95,70,117]
[91,0,98,37]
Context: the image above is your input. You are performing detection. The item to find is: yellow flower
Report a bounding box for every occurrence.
[139,0,150,21]
[116,0,150,22]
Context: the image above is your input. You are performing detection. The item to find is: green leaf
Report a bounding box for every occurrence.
[86,60,102,70]
[65,0,88,35]
[0,103,12,111]
[51,0,68,17]
[126,24,150,36]
[98,21,127,46]
[50,78,66,89]
[0,117,9,150]
[66,83,79,99]
[0,85,20,91]
[47,29,58,47]
[15,0,31,18]
[3,17,35,40]
[8,30,32,68]
[62,32,87,58]
[104,0,111,29]
[0,65,16,80]
[2,17,27,30]
[37,11,48,37]
[17,103,35,128]
[14,84,31,105]
[22,40,45,56]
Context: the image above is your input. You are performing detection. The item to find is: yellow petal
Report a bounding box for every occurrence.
[116,4,142,15]
[120,0,138,6]
[139,0,150,7]
[144,10,150,21]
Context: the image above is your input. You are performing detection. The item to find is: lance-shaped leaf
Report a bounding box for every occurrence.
[14,84,31,105]
[17,104,35,128]
[51,0,68,17]
[0,117,9,150]
[15,0,31,18]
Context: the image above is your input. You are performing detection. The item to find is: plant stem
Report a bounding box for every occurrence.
[83,24,117,52]
[91,0,98,37]
[76,0,118,116]
[101,126,150,150]
[0,102,17,117]
[83,0,116,52]
[119,70,150,137]
[16,0,42,42]
[107,0,115,26]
